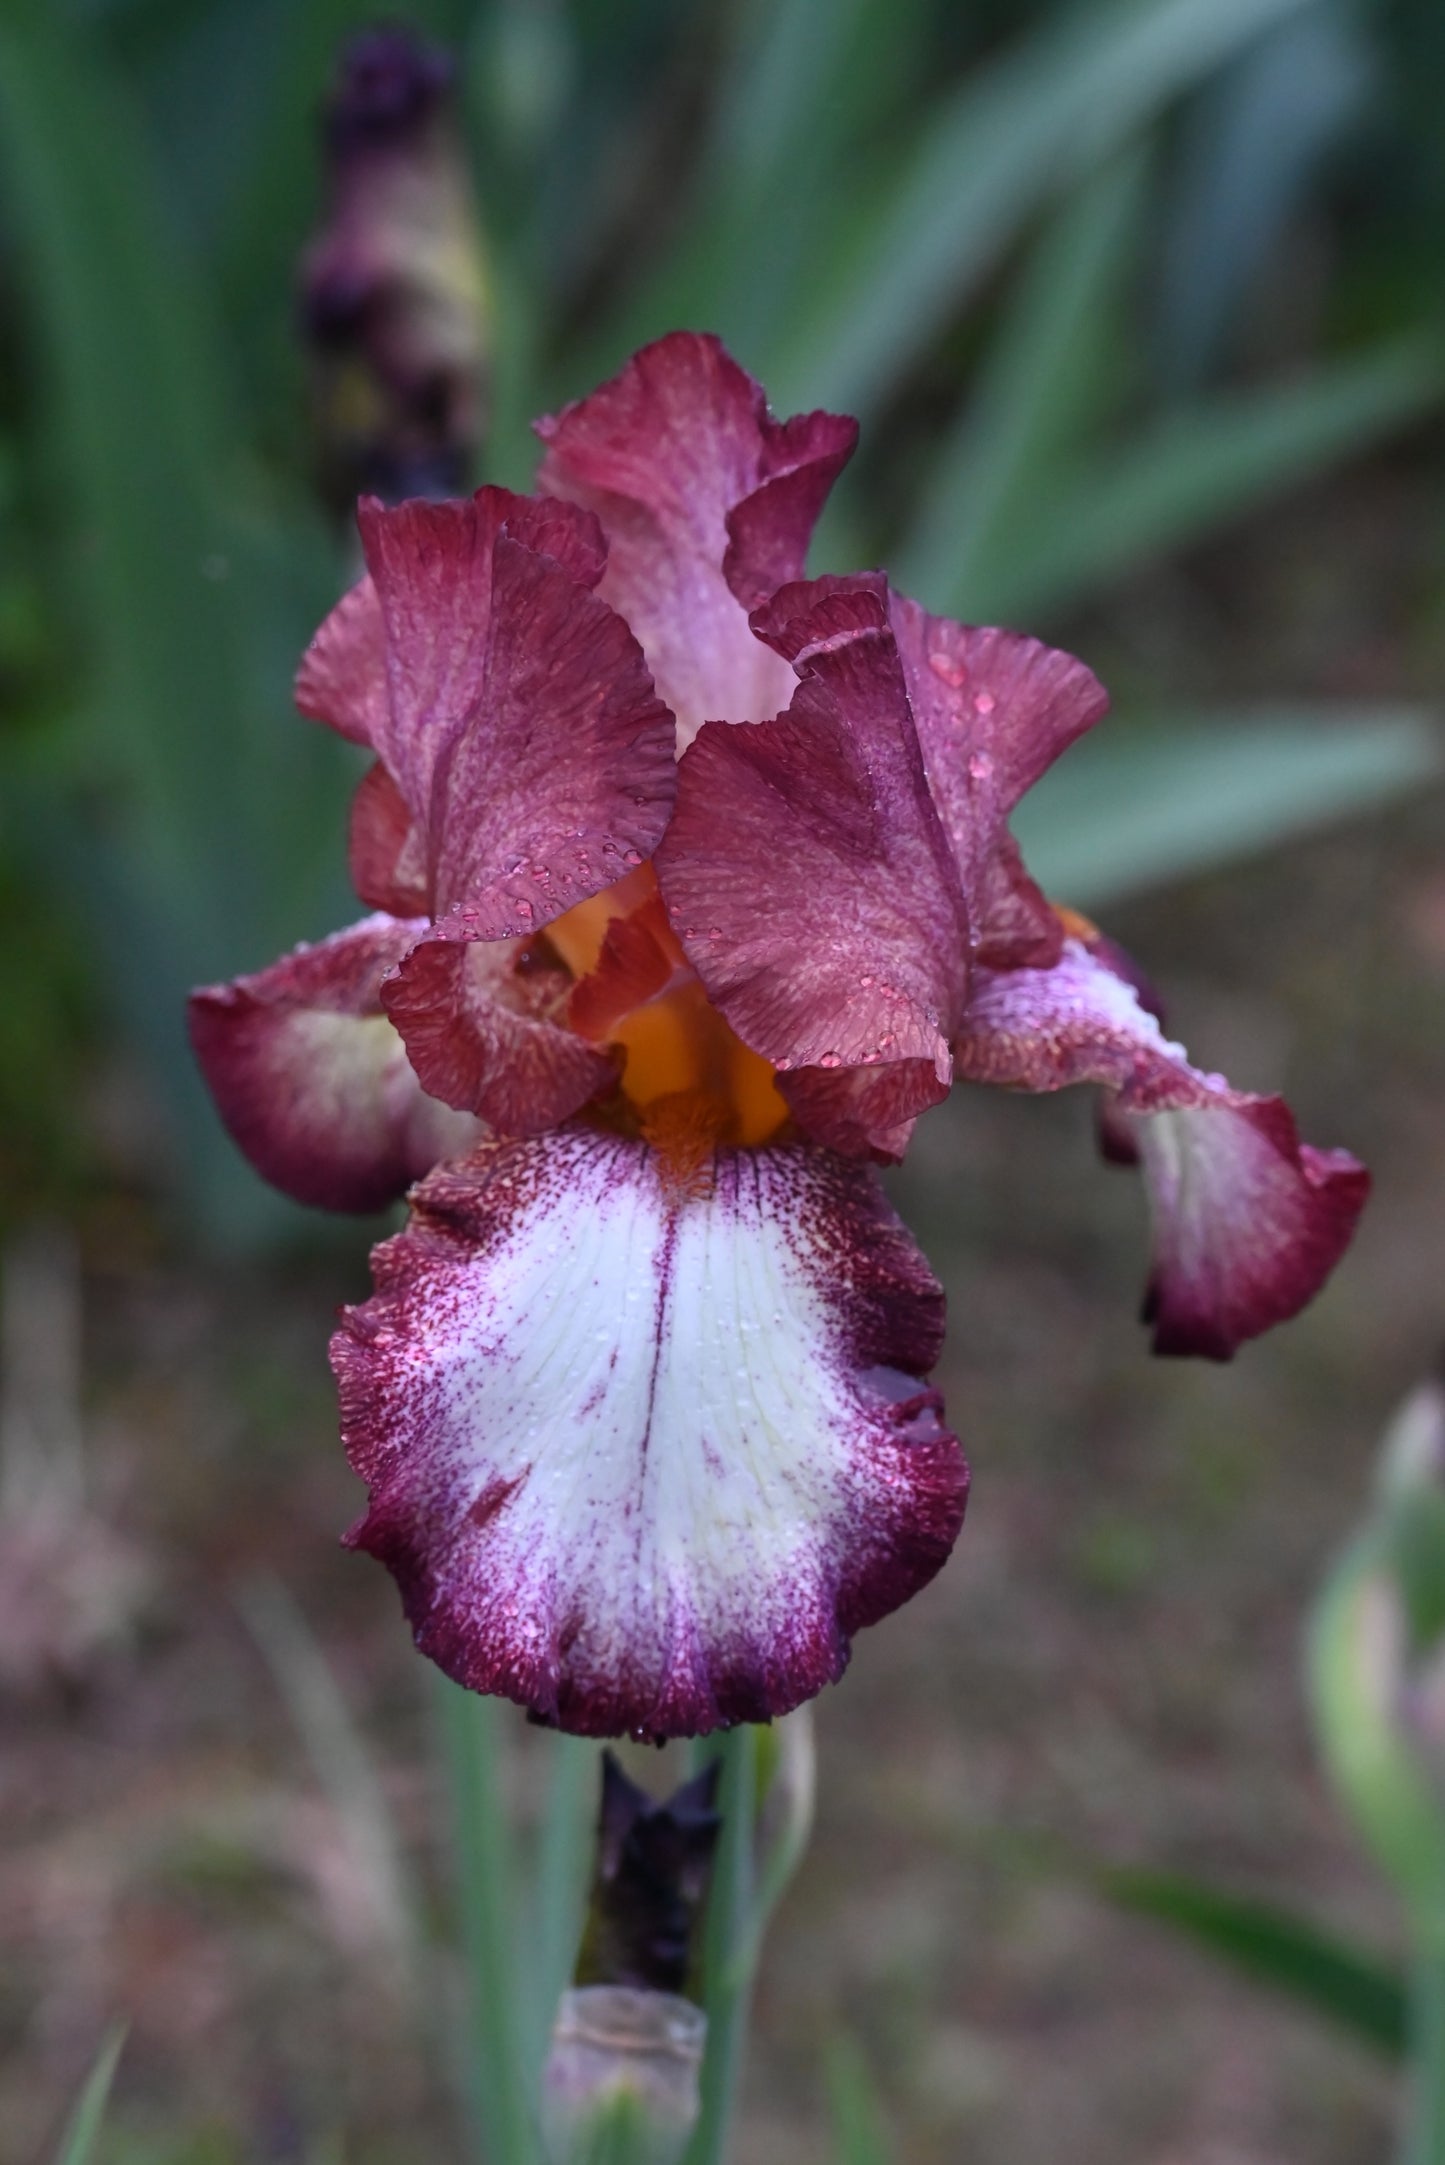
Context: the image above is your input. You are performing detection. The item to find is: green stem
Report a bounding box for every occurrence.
[435,1676,540,2165]
[1404,1938,1445,2165]
[686,1726,760,2165]
[526,1734,599,2082]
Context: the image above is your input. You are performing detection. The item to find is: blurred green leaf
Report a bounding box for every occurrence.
[0,4,350,1235]
[1015,707,1440,906]
[1392,1493,1445,1658]
[1100,1865,1407,2053]
[52,2025,126,2165]
[959,335,1445,621]
[824,2036,893,2165]
[435,1679,543,2165]
[895,149,1146,611]
[524,1734,601,2089]
[685,1726,759,2165]
[771,0,1320,418]
[589,0,908,370]
[1310,1536,1445,1936]
[1156,6,1373,389]
[725,1709,815,1994]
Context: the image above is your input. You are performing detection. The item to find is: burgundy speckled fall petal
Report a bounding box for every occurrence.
[654,580,968,1156]
[187,915,481,1212]
[354,489,677,938]
[536,331,856,750]
[332,1128,967,1737]
[381,929,617,1133]
[887,597,1109,968]
[953,938,1369,1358]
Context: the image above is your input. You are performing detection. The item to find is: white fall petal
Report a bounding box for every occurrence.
[334,1126,966,1737]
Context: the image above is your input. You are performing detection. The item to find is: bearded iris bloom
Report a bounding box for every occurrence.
[190,333,1368,1740]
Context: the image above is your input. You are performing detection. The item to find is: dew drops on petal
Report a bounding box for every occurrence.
[928,650,968,689]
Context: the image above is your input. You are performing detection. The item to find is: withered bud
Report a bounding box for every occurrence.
[574,1752,722,1997]
[301,26,490,510]
[541,1985,705,2165]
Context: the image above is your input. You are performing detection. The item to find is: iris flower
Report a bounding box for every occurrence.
[190,333,1368,1740]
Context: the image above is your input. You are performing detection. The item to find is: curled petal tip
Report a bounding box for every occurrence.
[954,938,1368,1358]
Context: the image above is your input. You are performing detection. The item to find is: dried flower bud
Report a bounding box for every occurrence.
[542,1985,705,2165]
[301,27,490,509]
[574,1752,722,1996]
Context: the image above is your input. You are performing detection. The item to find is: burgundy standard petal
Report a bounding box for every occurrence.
[348,761,430,915]
[295,574,388,747]
[333,1128,967,1737]
[778,1063,930,1165]
[888,597,1109,967]
[381,929,617,1134]
[953,937,1369,1358]
[356,488,677,938]
[655,580,970,1156]
[536,331,856,748]
[187,916,481,1212]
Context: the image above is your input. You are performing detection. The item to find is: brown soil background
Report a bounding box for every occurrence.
[3,471,1443,2164]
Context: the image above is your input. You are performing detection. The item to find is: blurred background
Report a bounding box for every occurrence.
[2,0,1445,2157]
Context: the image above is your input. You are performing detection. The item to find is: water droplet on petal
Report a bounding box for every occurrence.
[928,650,967,689]
[515,900,534,921]
[974,690,996,716]
[967,752,993,781]
[818,1051,842,1069]
[623,849,643,866]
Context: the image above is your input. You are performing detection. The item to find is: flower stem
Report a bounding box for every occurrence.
[526,1734,598,2082]
[1404,1937,1445,2165]
[685,1725,760,2165]
[435,1676,540,2165]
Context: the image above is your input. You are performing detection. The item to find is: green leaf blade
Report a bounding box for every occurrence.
[53,2026,127,2165]
[1016,708,1440,907]
[1102,1866,1407,2054]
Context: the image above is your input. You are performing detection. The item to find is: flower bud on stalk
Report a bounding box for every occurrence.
[301,28,490,512]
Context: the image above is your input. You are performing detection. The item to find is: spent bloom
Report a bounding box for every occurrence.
[190,332,1368,1740]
